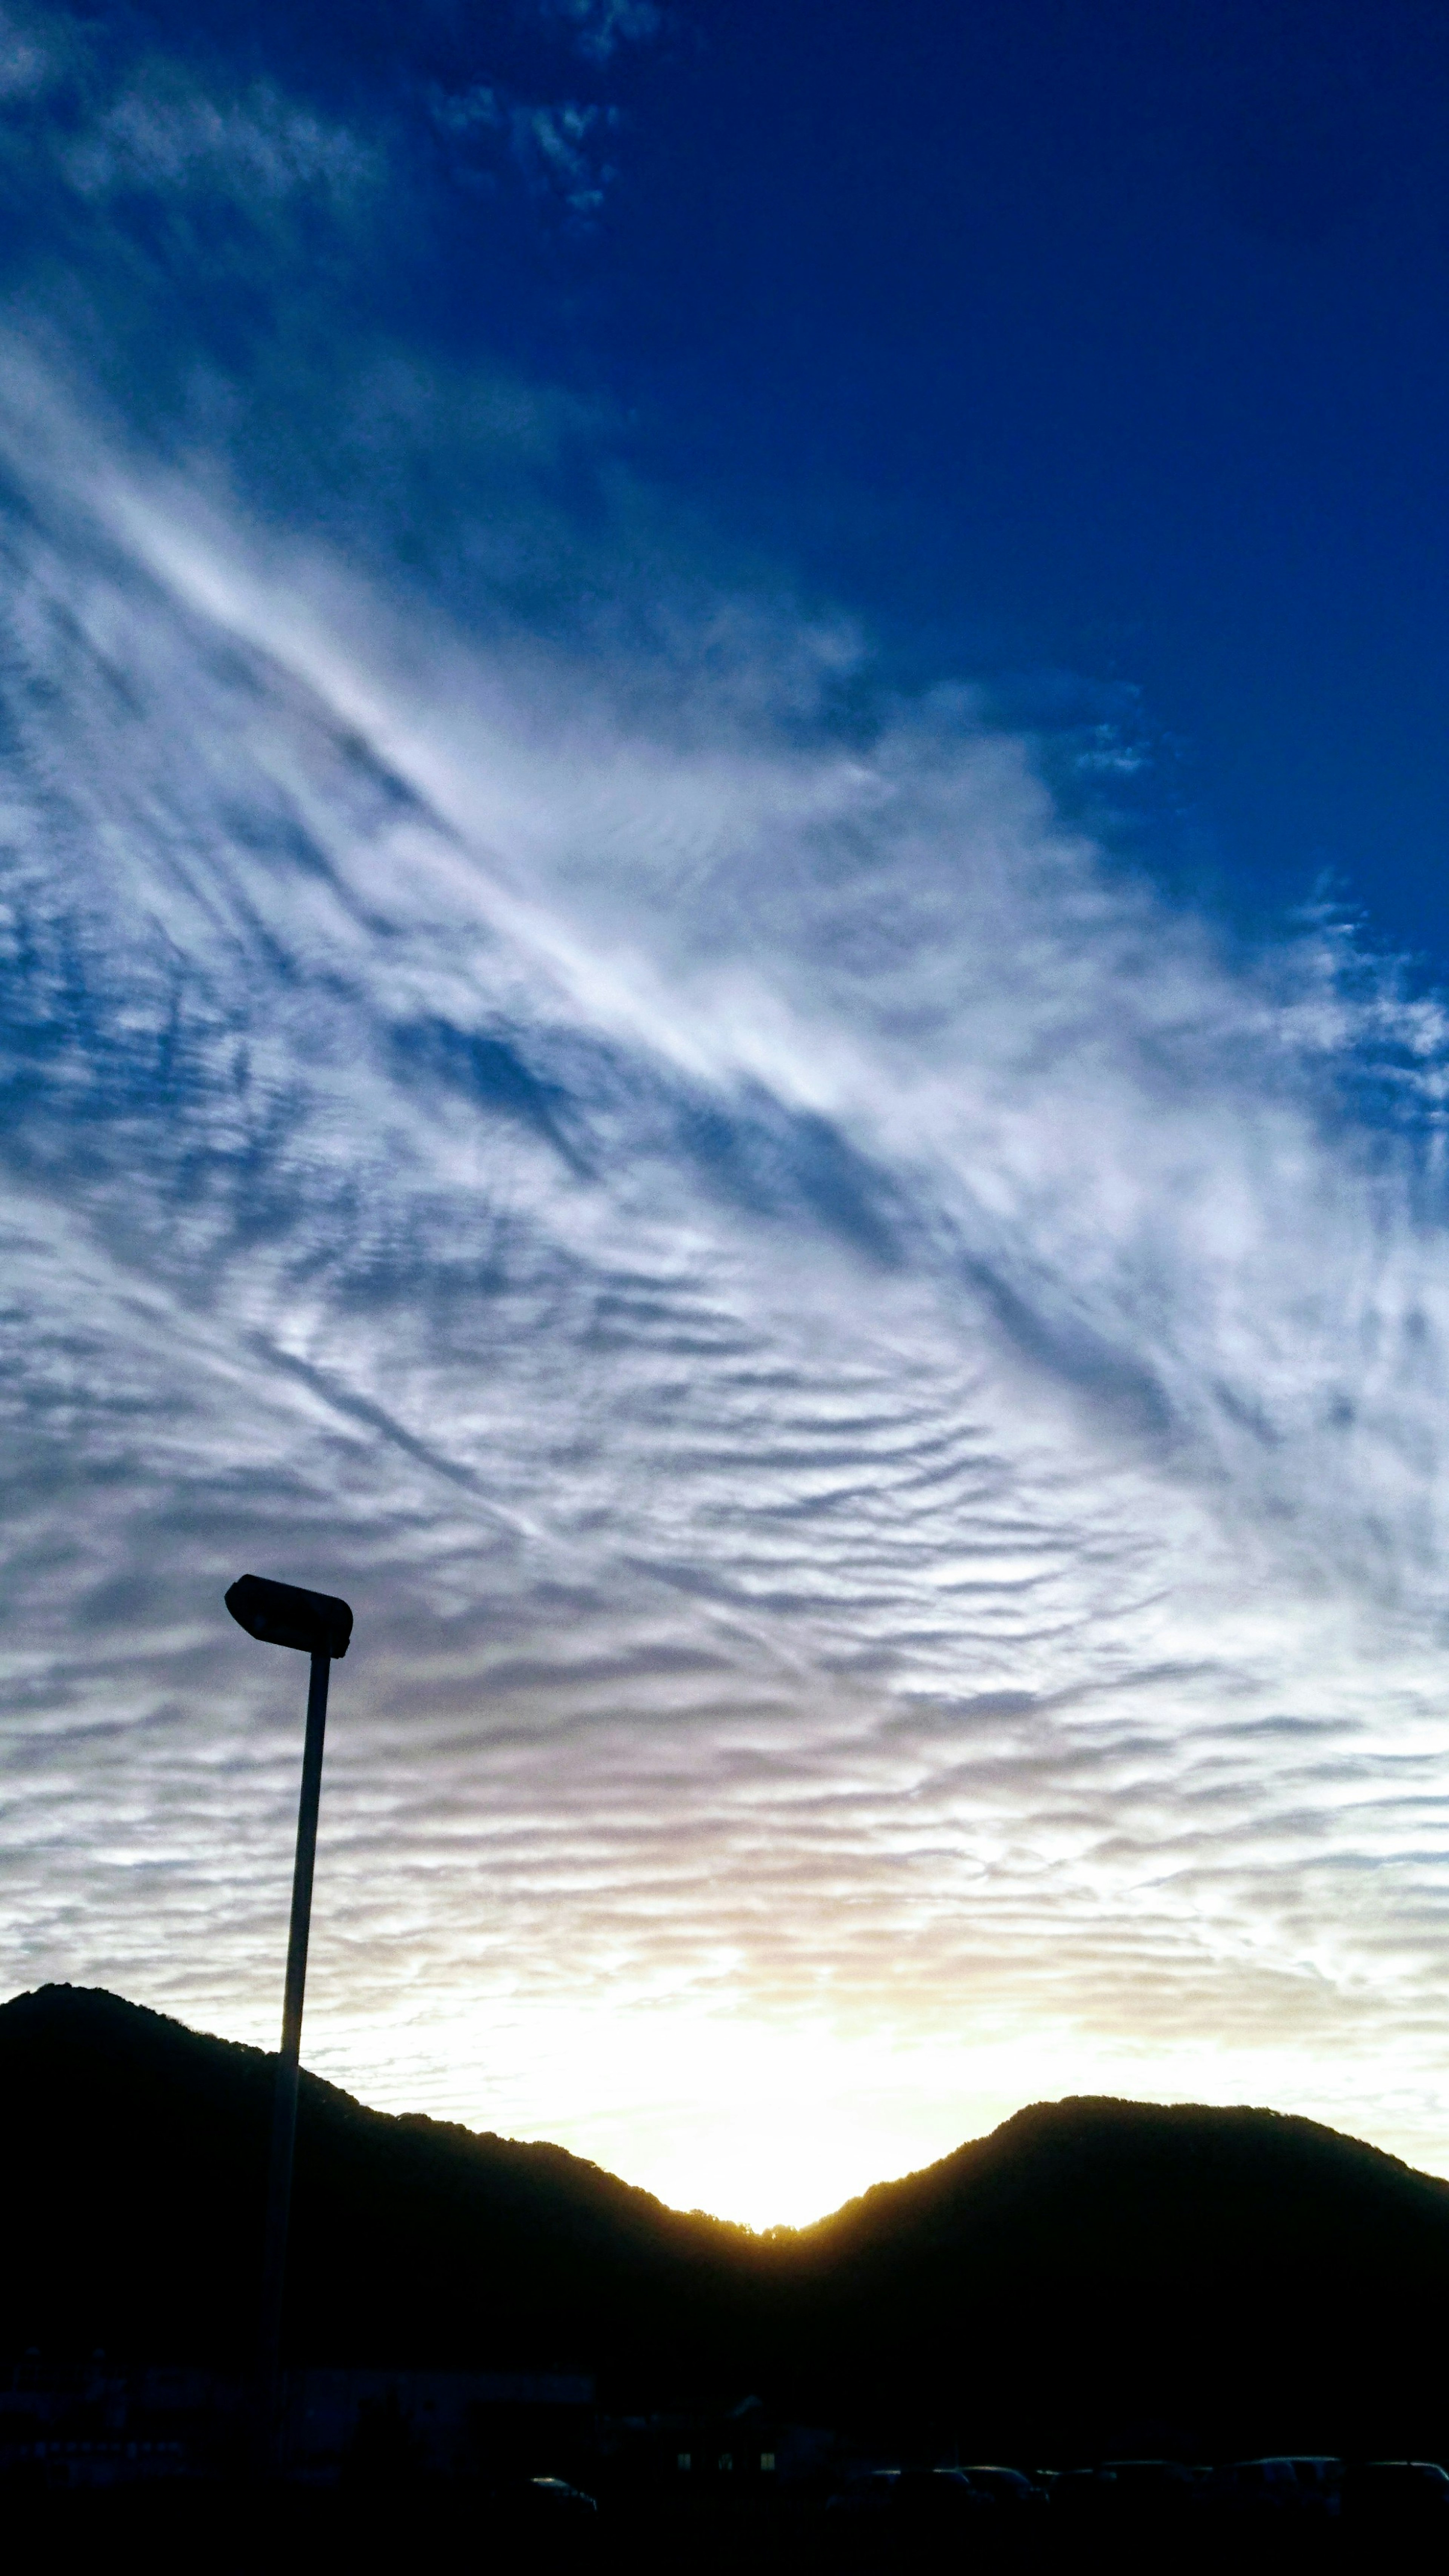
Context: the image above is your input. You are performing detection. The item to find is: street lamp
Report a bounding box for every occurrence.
[225,1572,354,2465]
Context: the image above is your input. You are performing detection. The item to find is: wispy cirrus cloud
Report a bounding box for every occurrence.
[425,82,621,219]
[3,5,1449,2228]
[529,0,666,69]
[60,73,378,205]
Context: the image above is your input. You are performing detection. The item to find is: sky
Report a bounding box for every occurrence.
[3,0,1449,2229]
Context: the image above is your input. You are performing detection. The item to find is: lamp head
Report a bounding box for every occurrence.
[225,1574,352,1659]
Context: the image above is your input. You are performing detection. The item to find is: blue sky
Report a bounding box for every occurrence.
[3,0,1449,2224]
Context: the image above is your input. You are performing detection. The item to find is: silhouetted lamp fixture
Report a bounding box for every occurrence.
[225,1573,353,2464]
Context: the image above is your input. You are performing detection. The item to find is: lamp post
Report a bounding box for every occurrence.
[226,1572,354,2470]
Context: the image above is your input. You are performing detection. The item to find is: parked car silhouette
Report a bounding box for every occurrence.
[1048,2466,1112,2517]
[960,2466,1048,2508]
[529,2478,596,2514]
[828,2467,994,2525]
[1340,2460,1449,2533]
[1095,2460,1196,2524]
[1215,2456,1340,2515]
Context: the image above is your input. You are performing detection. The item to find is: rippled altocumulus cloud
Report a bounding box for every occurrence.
[4,19,1449,2226]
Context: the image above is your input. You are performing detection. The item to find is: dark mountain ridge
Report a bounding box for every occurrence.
[797,2087,1449,2275]
[6,1984,1448,2458]
[0,1985,765,2387]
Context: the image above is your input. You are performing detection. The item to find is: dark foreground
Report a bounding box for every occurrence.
[9,2479,1449,2576]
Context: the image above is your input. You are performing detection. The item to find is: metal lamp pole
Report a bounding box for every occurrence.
[226,1573,354,2472]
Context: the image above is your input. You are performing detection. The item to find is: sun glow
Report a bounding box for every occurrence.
[286,2000,1449,2233]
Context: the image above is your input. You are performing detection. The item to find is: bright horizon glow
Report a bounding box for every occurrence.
[228,1994,1449,2232]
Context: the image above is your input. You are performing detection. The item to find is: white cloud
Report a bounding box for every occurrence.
[423,81,622,218]
[60,74,377,204]
[3,359,1449,2224]
[0,9,378,216]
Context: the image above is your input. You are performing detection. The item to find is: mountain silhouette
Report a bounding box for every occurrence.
[784,2093,1449,2454]
[0,1985,764,2391]
[5,1984,1447,2459]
